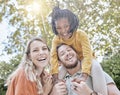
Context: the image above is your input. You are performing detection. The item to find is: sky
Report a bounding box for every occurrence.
[0,20,8,52]
[0,19,12,62]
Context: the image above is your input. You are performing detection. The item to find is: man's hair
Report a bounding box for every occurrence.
[51,7,79,35]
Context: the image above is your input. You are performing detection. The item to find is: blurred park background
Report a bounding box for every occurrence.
[0,0,120,95]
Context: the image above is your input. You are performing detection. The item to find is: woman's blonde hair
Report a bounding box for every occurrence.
[6,37,50,94]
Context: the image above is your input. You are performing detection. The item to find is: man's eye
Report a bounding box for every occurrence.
[43,47,48,50]
[67,49,71,51]
[60,52,65,56]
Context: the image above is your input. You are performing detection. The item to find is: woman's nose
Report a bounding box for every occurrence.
[38,50,44,55]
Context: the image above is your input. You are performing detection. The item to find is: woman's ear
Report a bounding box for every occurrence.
[28,54,31,61]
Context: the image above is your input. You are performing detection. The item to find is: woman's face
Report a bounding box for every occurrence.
[55,18,72,39]
[29,40,50,69]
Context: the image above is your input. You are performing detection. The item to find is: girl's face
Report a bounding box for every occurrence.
[29,40,50,69]
[55,18,72,39]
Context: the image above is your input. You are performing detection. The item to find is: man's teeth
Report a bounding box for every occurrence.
[67,56,73,61]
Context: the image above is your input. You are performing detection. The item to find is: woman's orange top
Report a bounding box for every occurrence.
[6,68,39,95]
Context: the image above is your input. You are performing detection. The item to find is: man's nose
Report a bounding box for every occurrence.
[65,51,70,56]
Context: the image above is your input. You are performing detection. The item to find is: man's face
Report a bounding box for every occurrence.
[57,44,78,69]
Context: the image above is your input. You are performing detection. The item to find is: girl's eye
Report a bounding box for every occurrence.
[64,25,69,28]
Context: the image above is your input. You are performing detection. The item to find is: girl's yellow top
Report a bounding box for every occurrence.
[50,30,93,75]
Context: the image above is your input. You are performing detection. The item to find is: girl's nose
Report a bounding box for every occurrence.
[62,25,68,33]
[61,28,66,33]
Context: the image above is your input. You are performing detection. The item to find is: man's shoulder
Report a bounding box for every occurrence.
[58,66,67,79]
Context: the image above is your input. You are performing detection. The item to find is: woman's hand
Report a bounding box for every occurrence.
[50,81,67,95]
[42,72,53,95]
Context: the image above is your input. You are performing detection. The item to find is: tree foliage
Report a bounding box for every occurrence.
[101,50,120,89]
[0,54,21,95]
[0,0,120,56]
[0,0,120,94]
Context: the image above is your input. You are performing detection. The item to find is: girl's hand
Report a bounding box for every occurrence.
[71,81,93,95]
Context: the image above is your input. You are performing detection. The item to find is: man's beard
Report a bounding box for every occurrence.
[64,60,78,69]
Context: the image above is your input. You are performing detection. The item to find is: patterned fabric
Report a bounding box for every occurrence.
[63,70,93,95]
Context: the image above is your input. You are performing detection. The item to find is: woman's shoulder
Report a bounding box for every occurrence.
[8,68,26,86]
[12,68,26,82]
[16,68,25,77]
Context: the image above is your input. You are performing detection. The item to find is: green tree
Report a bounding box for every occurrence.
[101,50,120,89]
[58,0,120,57]
[0,54,22,95]
[0,0,119,56]
[0,0,56,55]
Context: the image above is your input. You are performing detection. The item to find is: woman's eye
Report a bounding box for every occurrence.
[33,50,38,52]
[56,27,61,30]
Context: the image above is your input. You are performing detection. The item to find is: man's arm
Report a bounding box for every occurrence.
[107,83,120,95]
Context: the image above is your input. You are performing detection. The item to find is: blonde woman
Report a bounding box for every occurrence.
[6,37,53,95]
